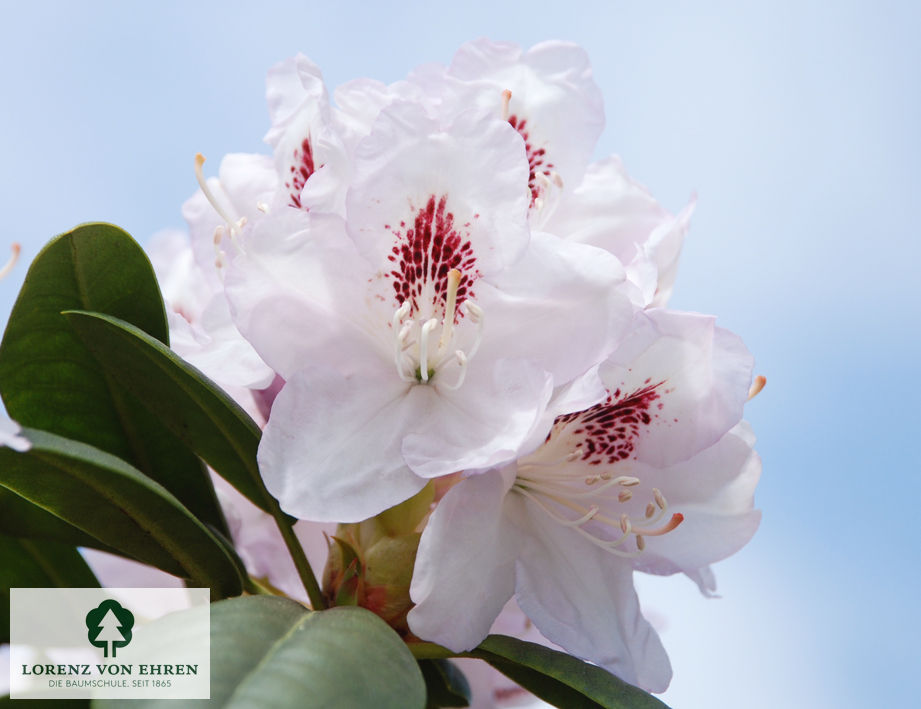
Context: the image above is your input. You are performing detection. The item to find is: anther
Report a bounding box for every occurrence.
[645,503,656,519]
[653,488,666,510]
[438,269,462,351]
[618,489,633,503]
[636,535,646,551]
[748,375,767,400]
[619,477,641,487]
[620,514,631,534]
[256,201,269,213]
[501,89,512,120]
[634,513,684,537]
[0,243,21,280]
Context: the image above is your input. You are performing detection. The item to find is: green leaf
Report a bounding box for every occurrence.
[62,309,271,516]
[0,487,116,552]
[470,635,670,709]
[0,428,244,598]
[0,223,227,535]
[0,535,99,642]
[93,596,427,709]
[419,659,471,708]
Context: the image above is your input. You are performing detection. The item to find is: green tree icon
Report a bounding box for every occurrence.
[86,599,135,658]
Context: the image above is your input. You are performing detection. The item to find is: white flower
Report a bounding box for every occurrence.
[0,409,30,452]
[225,102,634,523]
[543,156,695,308]
[409,309,759,692]
[413,39,605,219]
[146,229,274,392]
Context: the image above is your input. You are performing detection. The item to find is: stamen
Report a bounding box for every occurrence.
[438,269,462,351]
[633,513,684,537]
[653,488,666,510]
[418,318,438,382]
[748,375,767,400]
[194,154,237,228]
[636,535,646,551]
[501,89,512,120]
[0,243,21,280]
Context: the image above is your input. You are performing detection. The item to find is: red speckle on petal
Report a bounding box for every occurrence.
[551,382,666,465]
[508,114,554,207]
[284,136,323,209]
[385,194,479,318]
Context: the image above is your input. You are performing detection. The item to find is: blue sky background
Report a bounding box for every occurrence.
[1,2,918,706]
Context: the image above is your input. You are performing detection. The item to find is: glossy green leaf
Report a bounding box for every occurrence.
[0,535,99,642]
[93,596,426,709]
[0,487,116,552]
[0,428,244,598]
[471,635,670,709]
[419,659,471,708]
[63,310,271,515]
[0,223,227,535]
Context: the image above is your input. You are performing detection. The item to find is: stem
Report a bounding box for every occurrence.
[266,501,328,609]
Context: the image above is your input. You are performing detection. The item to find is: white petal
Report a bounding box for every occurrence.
[224,209,385,379]
[0,412,30,452]
[544,156,693,306]
[599,308,754,466]
[475,231,635,385]
[258,364,426,523]
[446,39,605,192]
[346,102,531,276]
[401,359,553,478]
[513,495,672,692]
[181,153,277,279]
[265,54,329,145]
[170,295,274,390]
[409,469,519,652]
[632,423,762,577]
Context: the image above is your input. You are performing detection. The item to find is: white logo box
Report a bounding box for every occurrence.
[9,587,210,699]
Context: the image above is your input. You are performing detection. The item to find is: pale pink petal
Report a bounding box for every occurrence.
[444,39,604,199]
[346,102,530,276]
[513,497,672,692]
[0,411,30,452]
[598,309,754,466]
[409,469,520,652]
[258,364,427,523]
[402,359,553,478]
[224,209,384,379]
[631,423,762,578]
[475,232,635,384]
[543,156,694,307]
[181,153,277,279]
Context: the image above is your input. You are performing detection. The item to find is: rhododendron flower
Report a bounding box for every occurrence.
[544,156,695,308]
[226,102,634,523]
[409,309,759,691]
[0,409,29,452]
[147,229,274,393]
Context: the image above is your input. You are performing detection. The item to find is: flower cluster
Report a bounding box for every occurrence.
[153,39,761,696]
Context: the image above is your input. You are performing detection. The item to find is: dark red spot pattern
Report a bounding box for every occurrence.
[386,194,479,317]
[552,382,666,466]
[285,137,317,209]
[508,114,554,206]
